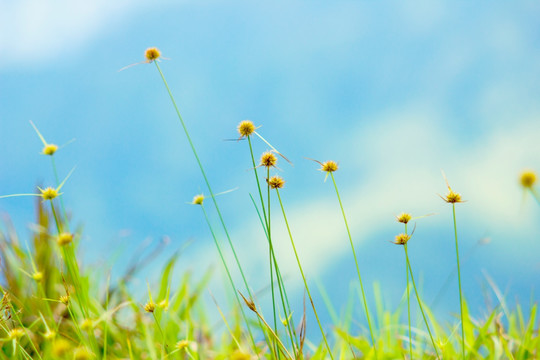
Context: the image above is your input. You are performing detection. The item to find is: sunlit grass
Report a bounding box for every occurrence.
[0,47,539,359]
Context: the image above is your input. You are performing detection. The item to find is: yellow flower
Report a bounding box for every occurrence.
[393,233,411,245]
[267,175,285,189]
[396,213,412,224]
[260,151,278,168]
[520,170,537,188]
[237,120,256,138]
[145,47,161,62]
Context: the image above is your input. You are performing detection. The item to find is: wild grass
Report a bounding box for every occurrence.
[0,47,539,359]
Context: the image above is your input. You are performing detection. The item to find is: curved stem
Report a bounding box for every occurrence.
[276,189,334,359]
[403,245,440,359]
[452,204,465,359]
[330,173,377,356]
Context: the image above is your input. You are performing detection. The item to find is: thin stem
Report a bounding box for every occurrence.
[403,245,440,359]
[275,189,334,359]
[404,224,413,360]
[452,204,465,359]
[154,62,255,303]
[200,205,259,355]
[248,137,298,354]
[528,188,540,205]
[50,156,69,229]
[266,167,280,359]
[153,312,168,355]
[330,173,377,356]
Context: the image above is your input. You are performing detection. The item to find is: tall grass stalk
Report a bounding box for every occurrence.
[329,172,377,356]
[152,62,256,308]
[403,245,440,359]
[274,187,334,359]
[404,224,413,360]
[452,204,465,359]
[198,203,259,355]
[246,136,298,354]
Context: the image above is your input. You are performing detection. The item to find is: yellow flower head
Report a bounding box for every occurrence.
[260,151,277,168]
[443,189,462,203]
[59,295,70,305]
[57,232,73,246]
[74,347,94,360]
[8,328,24,340]
[396,213,412,224]
[145,47,161,62]
[175,340,191,351]
[192,194,205,205]
[320,160,338,173]
[520,170,537,189]
[231,350,252,360]
[393,233,411,245]
[43,144,58,156]
[40,187,59,200]
[144,301,156,313]
[80,319,93,331]
[237,120,256,138]
[52,338,71,357]
[32,271,43,282]
[267,175,285,189]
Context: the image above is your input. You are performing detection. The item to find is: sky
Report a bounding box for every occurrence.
[1,0,540,339]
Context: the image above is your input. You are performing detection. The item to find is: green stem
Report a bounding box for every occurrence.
[452,204,465,359]
[267,167,280,359]
[154,62,255,303]
[275,189,334,359]
[200,205,259,355]
[153,312,168,355]
[403,245,440,359]
[248,137,298,354]
[50,156,69,229]
[529,188,540,205]
[405,224,413,360]
[330,173,377,356]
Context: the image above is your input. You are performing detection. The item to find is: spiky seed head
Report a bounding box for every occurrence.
[59,295,70,305]
[396,213,412,224]
[74,347,94,360]
[237,120,256,138]
[52,338,71,357]
[145,47,161,62]
[443,189,462,203]
[43,144,58,156]
[40,187,58,200]
[231,350,252,360]
[175,340,191,350]
[57,232,73,246]
[43,330,56,340]
[267,175,285,189]
[32,271,43,282]
[80,319,93,331]
[320,160,338,173]
[144,301,156,313]
[260,151,277,168]
[192,194,205,205]
[8,328,24,340]
[393,233,411,245]
[520,170,537,188]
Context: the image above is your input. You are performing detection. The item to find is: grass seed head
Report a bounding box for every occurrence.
[237,120,256,138]
[144,301,156,313]
[393,233,411,245]
[158,298,169,311]
[145,47,161,62]
[231,350,252,360]
[520,170,537,188]
[443,189,462,203]
[268,175,285,189]
[396,213,412,224]
[43,144,58,156]
[80,319,93,331]
[192,194,205,205]
[260,151,277,168]
[40,187,59,200]
[52,338,71,357]
[320,160,339,173]
[57,232,73,246]
[74,347,94,360]
[43,330,56,340]
[175,340,191,351]
[8,328,24,340]
[32,271,43,282]
[59,295,70,305]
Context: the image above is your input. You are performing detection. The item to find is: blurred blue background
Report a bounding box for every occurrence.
[1,0,540,339]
